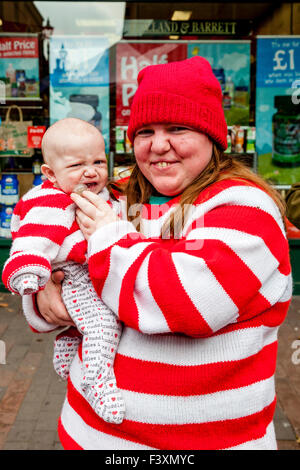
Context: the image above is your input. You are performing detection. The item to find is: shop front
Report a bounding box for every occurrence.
[0,1,299,291]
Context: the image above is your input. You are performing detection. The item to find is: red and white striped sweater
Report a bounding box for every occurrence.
[2,180,111,299]
[21,178,292,450]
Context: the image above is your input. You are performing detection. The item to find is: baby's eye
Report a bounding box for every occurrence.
[69,163,81,168]
[94,160,106,165]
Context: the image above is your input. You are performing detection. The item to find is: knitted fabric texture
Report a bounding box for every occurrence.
[22,179,292,450]
[127,56,228,150]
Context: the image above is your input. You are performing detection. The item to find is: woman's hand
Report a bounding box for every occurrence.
[71,190,119,240]
[36,271,74,326]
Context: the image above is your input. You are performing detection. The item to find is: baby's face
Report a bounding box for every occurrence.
[44,131,108,194]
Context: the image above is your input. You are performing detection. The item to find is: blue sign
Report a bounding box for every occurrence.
[49,36,110,153]
[256,36,300,185]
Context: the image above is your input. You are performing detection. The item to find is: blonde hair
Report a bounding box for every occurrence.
[109,144,285,237]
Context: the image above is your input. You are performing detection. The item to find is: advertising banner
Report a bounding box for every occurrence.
[49,36,110,152]
[116,42,186,153]
[0,34,39,100]
[187,41,251,126]
[256,36,300,186]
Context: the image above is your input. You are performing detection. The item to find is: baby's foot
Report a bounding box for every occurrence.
[53,334,81,380]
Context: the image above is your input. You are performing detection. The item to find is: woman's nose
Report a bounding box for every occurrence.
[150,131,171,154]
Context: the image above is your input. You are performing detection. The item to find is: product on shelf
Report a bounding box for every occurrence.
[0,205,14,238]
[272,95,300,167]
[228,126,256,154]
[0,174,19,205]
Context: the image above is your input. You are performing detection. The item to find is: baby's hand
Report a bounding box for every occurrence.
[13,273,39,296]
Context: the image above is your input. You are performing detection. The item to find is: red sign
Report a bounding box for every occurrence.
[0,36,39,59]
[116,43,187,126]
[27,126,46,149]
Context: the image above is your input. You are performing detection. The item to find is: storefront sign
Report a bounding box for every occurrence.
[123,20,252,37]
[49,36,110,153]
[256,36,300,186]
[0,34,39,100]
[188,41,251,126]
[115,42,186,152]
[0,36,38,58]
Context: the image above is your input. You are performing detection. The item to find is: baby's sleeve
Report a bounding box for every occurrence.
[2,192,75,295]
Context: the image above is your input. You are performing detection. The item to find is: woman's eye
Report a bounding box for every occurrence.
[169,126,189,132]
[136,129,153,137]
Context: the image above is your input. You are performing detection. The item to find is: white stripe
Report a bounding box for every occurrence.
[89,220,139,255]
[118,325,278,366]
[171,251,238,332]
[280,273,293,302]
[134,253,171,334]
[10,213,20,233]
[11,236,60,261]
[186,227,279,284]
[140,206,177,238]
[70,354,275,425]
[22,185,63,201]
[22,206,75,229]
[182,185,285,237]
[226,421,277,450]
[60,396,155,450]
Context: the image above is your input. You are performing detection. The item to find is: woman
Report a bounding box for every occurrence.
[24,57,292,450]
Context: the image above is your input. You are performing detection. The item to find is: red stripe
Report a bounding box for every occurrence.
[66,378,277,450]
[58,418,83,450]
[147,248,213,336]
[190,204,290,275]
[114,341,277,396]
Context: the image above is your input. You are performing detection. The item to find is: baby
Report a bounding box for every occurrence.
[2,118,125,424]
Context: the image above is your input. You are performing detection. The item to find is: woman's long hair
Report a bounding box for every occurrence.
[109,144,285,237]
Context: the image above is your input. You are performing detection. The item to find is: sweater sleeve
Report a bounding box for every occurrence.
[2,189,76,295]
[87,183,292,337]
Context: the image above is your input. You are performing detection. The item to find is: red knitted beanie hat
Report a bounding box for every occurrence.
[127,56,228,150]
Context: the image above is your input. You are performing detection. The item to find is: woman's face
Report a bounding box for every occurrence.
[133,124,213,196]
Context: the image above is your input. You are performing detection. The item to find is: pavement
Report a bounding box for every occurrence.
[0,292,300,451]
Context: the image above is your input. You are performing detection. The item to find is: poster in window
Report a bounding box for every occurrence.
[256,36,300,186]
[116,42,186,153]
[0,34,39,101]
[187,41,251,126]
[49,36,110,153]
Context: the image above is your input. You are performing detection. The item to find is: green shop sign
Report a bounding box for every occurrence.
[123,20,252,37]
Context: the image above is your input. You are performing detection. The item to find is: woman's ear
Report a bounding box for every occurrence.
[41,164,57,184]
